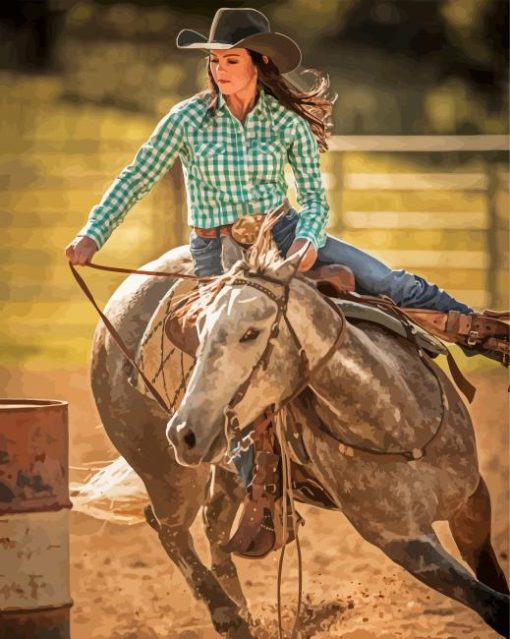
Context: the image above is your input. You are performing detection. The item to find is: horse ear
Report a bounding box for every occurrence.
[271,245,306,281]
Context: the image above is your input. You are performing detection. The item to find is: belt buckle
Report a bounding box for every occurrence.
[231,214,265,247]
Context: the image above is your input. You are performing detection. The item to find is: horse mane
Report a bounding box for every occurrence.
[175,208,287,319]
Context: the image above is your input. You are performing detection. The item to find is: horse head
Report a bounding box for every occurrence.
[165,245,341,467]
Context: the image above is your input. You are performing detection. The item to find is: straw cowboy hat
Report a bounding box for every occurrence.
[176,7,302,73]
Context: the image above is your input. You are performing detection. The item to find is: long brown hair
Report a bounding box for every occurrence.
[206,51,335,152]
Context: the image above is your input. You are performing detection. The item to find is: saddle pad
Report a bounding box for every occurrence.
[335,298,448,357]
[132,278,196,411]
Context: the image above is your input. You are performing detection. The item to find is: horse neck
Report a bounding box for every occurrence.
[288,281,437,449]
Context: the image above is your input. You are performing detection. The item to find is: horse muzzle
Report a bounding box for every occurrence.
[166,412,227,466]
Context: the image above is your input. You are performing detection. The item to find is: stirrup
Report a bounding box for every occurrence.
[458,312,509,367]
[222,447,304,559]
[403,309,509,359]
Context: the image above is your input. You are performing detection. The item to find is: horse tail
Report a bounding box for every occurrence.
[70,456,147,525]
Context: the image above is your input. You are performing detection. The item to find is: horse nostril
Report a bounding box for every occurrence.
[183,429,196,450]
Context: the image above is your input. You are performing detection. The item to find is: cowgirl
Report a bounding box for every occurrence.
[66,9,504,363]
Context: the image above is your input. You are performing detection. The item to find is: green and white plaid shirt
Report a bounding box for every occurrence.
[79,89,330,251]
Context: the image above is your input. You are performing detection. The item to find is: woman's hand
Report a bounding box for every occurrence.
[287,238,318,272]
[65,236,98,265]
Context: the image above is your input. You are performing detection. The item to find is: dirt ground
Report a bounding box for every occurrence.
[1,365,508,639]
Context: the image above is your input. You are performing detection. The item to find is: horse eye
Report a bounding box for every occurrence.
[240,328,260,343]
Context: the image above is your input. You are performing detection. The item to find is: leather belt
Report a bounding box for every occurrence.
[193,225,232,239]
[193,198,291,244]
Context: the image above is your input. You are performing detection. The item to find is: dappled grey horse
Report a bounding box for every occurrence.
[166,248,509,637]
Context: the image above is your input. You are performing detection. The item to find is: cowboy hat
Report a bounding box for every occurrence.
[176,7,302,74]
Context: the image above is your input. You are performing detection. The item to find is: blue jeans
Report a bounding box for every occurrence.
[190,210,473,313]
[190,210,474,486]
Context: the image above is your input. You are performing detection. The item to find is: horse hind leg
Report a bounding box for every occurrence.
[141,467,253,639]
[361,525,509,637]
[449,475,509,595]
[202,466,247,609]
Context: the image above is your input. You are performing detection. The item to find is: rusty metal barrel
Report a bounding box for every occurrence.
[0,399,72,639]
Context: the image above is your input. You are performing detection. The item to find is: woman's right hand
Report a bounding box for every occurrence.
[65,236,98,265]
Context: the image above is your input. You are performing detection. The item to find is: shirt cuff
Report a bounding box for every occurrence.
[294,231,320,252]
[77,224,105,250]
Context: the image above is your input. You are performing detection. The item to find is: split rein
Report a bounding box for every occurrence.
[69,261,214,415]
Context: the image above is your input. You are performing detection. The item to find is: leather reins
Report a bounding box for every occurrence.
[69,261,209,415]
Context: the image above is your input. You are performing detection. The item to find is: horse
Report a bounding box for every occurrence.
[165,244,510,637]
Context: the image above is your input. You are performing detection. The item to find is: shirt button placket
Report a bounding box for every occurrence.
[233,117,249,215]
[245,118,255,204]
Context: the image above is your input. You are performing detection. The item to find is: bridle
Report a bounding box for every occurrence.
[220,267,347,459]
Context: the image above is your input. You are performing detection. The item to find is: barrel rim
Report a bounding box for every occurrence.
[0,502,73,515]
[0,600,74,615]
[0,398,69,411]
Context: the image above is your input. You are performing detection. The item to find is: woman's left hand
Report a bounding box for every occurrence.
[287,238,318,272]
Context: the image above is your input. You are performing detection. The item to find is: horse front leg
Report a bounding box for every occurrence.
[362,525,509,638]
[140,465,253,639]
[203,466,247,610]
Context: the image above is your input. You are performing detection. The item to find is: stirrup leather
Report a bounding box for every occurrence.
[222,450,303,559]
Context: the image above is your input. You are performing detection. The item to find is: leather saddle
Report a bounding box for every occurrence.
[303,263,356,296]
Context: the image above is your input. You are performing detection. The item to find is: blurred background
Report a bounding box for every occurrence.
[0,4,508,638]
[0,0,508,368]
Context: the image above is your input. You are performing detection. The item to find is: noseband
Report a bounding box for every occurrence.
[222,269,347,456]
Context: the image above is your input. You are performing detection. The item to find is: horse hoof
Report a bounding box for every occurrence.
[225,617,253,639]
[213,607,253,639]
[487,592,510,638]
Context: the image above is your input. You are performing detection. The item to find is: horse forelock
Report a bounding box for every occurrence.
[174,261,247,320]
